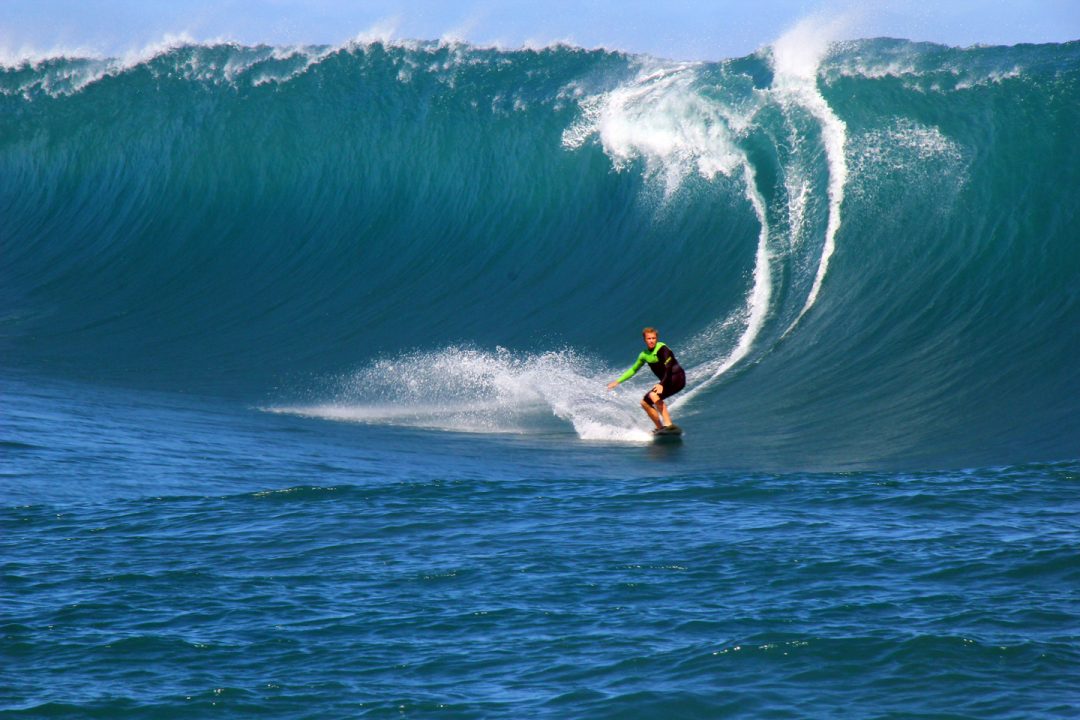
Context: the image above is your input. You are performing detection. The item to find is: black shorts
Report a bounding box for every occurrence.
[643,369,686,407]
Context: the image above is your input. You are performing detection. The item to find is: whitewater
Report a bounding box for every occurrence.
[2,28,1079,720]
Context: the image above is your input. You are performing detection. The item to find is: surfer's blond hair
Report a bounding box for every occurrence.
[642,327,658,338]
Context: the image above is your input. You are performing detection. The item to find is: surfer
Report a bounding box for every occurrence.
[607,327,686,432]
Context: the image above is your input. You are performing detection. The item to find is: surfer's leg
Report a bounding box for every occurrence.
[640,397,664,430]
[656,398,673,427]
[655,371,685,427]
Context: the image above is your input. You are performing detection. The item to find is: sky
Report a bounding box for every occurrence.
[1,0,1078,61]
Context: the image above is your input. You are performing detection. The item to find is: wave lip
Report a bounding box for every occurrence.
[769,17,850,330]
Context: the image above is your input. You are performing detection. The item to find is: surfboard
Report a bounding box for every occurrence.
[652,424,683,441]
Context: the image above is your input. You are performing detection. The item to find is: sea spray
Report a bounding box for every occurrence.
[269,346,654,442]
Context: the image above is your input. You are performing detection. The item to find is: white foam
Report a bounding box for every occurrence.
[1,27,545,97]
[770,16,851,332]
[848,119,968,204]
[117,32,201,70]
[0,33,228,97]
[0,42,104,68]
[251,45,338,87]
[829,58,925,81]
[884,120,962,162]
[785,172,813,252]
[953,65,1022,90]
[679,161,773,401]
[268,347,658,443]
[771,17,837,83]
[562,60,744,198]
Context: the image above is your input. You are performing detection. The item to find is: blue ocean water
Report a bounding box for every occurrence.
[2,35,1080,718]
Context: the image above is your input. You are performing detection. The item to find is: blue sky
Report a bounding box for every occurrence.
[2,0,1078,61]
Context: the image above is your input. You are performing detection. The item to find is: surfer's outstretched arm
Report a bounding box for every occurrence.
[607,355,645,390]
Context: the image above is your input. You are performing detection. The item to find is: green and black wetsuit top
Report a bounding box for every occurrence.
[617,342,686,395]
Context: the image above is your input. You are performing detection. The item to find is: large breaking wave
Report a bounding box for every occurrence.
[2,32,1078,467]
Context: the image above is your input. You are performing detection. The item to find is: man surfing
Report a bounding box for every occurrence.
[607,327,686,433]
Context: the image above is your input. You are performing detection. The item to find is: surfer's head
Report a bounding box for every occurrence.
[642,327,658,349]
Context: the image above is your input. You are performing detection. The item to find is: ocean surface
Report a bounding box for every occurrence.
[2,34,1079,718]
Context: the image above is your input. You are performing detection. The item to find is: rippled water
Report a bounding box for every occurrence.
[3,375,1077,718]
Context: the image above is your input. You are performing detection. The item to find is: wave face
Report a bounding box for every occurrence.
[2,38,1079,468]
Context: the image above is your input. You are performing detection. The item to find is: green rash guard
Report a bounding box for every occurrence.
[617,342,682,386]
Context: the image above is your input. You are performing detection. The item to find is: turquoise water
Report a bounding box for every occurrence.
[2,38,1079,718]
